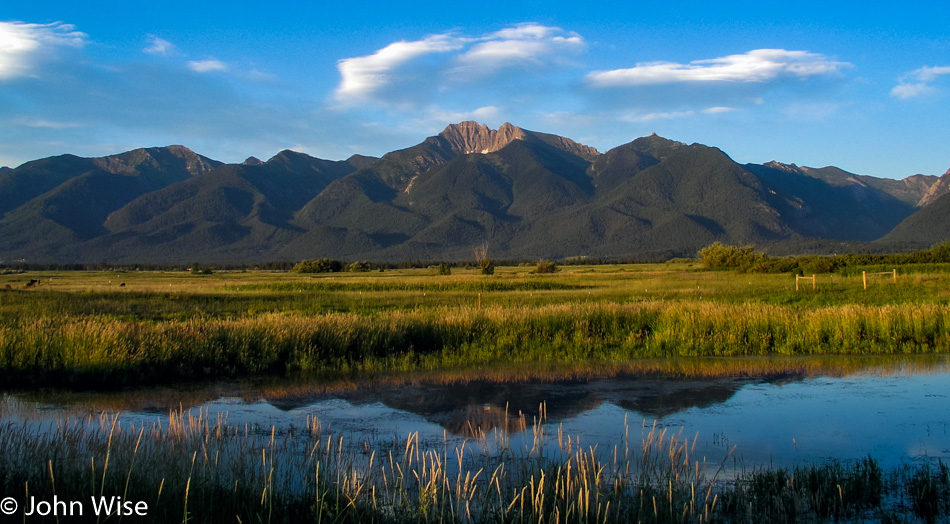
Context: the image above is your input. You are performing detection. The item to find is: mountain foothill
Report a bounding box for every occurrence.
[1,121,947,264]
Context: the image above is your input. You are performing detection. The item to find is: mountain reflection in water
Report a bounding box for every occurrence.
[5,355,949,469]
[266,375,756,437]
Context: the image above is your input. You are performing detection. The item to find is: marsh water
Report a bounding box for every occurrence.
[4,355,949,471]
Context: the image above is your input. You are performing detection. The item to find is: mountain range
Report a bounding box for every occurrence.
[1,121,948,264]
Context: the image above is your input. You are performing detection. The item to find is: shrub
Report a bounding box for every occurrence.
[533,259,558,274]
[293,258,343,273]
[190,262,214,275]
[479,258,495,275]
[436,262,451,275]
[798,256,837,274]
[698,242,764,272]
[346,261,371,272]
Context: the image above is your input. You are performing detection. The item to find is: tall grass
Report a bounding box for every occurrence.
[1,400,946,523]
[2,301,949,387]
[3,266,950,387]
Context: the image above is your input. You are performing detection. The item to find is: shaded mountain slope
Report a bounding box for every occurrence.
[0,122,943,263]
[879,189,950,247]
[745,162,919,241]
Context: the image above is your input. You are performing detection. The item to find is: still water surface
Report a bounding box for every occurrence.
[5,356,949,471]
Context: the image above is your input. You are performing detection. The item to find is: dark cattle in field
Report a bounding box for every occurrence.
[25,279,39,288]
[119,282,126,287]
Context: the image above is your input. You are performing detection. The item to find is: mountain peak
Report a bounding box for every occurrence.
[917,167,950,207]
[763,161,803,174]
[438,121,526,155]
[89,145,219,176]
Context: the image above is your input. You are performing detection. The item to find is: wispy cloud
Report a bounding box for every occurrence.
[621,106,736,123]
[335,34,467,105]
[702,106,736,114]
[587,49,848,87]
[454,23,584,74]
[333,24,585,106]
[143,35,174,56]
[13,117,82,129]
[891,66,950,99]
[410,105,503,132]
[187,59,227,73]
[0,21,87,79]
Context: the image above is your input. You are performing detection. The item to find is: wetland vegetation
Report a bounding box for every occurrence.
[3,256,950,522]
[1,259,950,388]
[1,396,948,523]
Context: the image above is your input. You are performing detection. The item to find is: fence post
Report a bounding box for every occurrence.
[863,271,867,290]
[893,269,897,283]
[812,275,816,290]
[478,292,482,310]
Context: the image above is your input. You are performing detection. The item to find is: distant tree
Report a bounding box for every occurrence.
[436,262,452,275]
[294,258,343,273]
[698,242,763,272]
[533,259,558,274]
[190,261,214,275]
[346,261,371,272]
[474,242,494,275]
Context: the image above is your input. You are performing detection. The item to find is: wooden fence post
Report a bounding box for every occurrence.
[795,274,817,291]
[863,271,867,290]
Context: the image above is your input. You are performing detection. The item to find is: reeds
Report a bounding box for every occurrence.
[1,400,947,523]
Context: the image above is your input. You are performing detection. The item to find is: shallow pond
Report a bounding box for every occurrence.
[4,355,949,471]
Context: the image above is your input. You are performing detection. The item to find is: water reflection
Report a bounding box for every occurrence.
[4,355,950,470]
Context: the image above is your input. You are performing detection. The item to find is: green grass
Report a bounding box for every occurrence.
[1,264,949,388]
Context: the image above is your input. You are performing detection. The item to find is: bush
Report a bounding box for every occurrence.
[346,261,371,272]
[533,259,558,274]
[293,258,343,273]
[479,258,495,275]
[190,262,214,275]
[798,256,837,274]
[436,262,451,276]
[698,242,764,272]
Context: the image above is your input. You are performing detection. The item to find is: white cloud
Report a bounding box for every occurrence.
[144,35,174,56]
[455,23,585,73]
[621,106,736,123]
[333,24,585,106]
[13,117,81,129]
[414,105,502,129]
[587,49,848,87]
[891,66,950,99]
[187,59,227,73]
[0,21,87,79]
[334,34,466,105]
[702,106,736,114]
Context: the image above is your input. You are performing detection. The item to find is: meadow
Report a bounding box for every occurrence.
[1,261,949,388]
[3,262,950,522]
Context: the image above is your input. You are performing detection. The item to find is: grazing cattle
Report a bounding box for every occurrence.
[3,284,11,290]
[25,279,39,288]
[119,282,126,287]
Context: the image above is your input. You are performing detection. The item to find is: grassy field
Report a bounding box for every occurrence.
[2,262,950,388]
[3,263,950,522]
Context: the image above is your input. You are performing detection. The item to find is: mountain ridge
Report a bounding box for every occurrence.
[0,123,946,263]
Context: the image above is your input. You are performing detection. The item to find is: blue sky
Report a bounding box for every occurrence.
[2,1,948,179]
